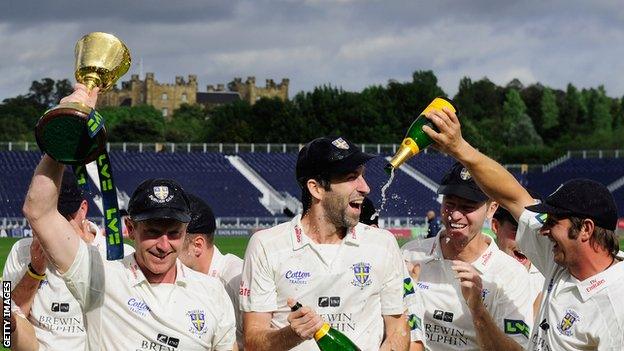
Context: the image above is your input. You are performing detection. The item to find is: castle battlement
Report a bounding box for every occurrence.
[99,73,289,117]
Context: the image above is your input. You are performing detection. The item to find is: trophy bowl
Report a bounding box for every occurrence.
[35,32,131,165]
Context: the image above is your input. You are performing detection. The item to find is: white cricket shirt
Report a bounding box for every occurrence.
[517,209,624,350]
[208,245,244,349]
[4,237,86,351]
[528,263,546,303]
[402,234,534,350]
[240,215,406,351]
[62,240,236,350]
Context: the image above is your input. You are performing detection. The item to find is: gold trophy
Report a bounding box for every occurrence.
[35,32,131,165]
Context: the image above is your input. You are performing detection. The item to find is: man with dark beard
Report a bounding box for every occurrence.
[240,136,411,350]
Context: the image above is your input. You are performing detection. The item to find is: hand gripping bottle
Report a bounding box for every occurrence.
[291,302,361,351]
[385,97,457,173]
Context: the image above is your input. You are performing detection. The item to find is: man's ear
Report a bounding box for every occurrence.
[579,218,595,243]
[485,201,499,219]
[491,217,500,234]
[307,179,325,202]
[126,217,136,240]
[191,234,206,256]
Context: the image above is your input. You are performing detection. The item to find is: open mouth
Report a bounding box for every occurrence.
[449,222,467,230]
[512,249,528,265]
[348,200,363,212]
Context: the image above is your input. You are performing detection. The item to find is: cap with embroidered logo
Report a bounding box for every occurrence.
[296,136,376,185]
[526,179,618,230]
[437,162,488,203]
[128,178,191,223]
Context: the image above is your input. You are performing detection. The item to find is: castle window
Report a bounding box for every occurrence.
[162,108,168,117]
[181,93,187,102]
[162,93,168,101]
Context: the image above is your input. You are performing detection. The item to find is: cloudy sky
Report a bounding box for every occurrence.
[1,0,624,101]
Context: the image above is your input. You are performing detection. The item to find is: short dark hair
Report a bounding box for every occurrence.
[301,176,331,212]
[567,216,619,257]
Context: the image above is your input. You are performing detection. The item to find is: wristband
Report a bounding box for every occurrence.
[27,263,46,281]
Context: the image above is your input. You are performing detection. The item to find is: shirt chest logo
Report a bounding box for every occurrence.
[285,270,312,285]
[187,309,207,336]
[351,262,372,288]
[127,297,151,317]
[557,309,580,336]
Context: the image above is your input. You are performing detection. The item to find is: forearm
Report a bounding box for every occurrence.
[471,305,523,351]
[11,273,42,317]
[380,314,410,351]
[245,325,304,351]
[23,155,64,221]
[12,313,39,351]
[453,141,532,219]
[23,155,80,273]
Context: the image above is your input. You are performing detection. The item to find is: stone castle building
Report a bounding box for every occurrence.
[98,73,289,119]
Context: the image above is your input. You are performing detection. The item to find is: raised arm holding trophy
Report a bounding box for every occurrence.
[34,32,131,260]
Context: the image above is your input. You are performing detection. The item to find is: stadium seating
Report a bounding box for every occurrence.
[526,157,624,195]
[1,150,623,223]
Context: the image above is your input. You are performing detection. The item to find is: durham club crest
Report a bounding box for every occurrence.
[351,262,372,288]
[187,309,207,336]
[557,309,580,336]
[149,186,173,203]
[332,137,349,150]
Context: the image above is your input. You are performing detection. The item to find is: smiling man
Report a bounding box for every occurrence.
[402,162,533,351]
[240,136,410,350]
[22,84,236,350]
[419,105,624,350]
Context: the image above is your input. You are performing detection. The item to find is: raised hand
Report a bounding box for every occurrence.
[59,83,99,108]
[451,260,483,311]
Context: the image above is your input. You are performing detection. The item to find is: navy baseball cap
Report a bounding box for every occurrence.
[437,162,488,203]
[296,136,375,185]
[526,179,618,230]
[128,178,191,223]
[186,193,216,235]
[58,171,85,217]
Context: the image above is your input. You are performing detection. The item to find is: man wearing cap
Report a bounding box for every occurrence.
[240,136,411,350]
[421,106,624,349]
[491,206,545,316]
[22,84,236,350]
[3,171,122,350]
[180,193,245,349]
[402,162,534,350]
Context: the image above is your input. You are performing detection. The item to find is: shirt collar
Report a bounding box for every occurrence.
[471,236,498,274]
[290,215,360,250]
[207,246,225,278]
[576,251,624,302]
[124,254,187,287]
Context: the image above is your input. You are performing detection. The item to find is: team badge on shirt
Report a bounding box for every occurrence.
[187,309,207,336]
[557,309,580,336]
[351,262,372,288]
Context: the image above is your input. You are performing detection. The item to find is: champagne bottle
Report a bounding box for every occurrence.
[291,302,361,351]
[385,97,457,173]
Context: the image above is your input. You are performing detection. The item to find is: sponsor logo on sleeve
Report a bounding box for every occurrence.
[535,213,548,224]
[239,281,250,297]
[351,262,372,288]
[408,314,422,331]
[504,319,530,338]
[557,309,580,336]
[403,277,415,297]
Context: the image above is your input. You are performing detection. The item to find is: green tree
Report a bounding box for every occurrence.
[165,104,209,142]
[0,96,43,141]
[541,87,559,131]
[502,89,543,147]
[587,86,612,133]
[107,105,165,142]
[206,100,253,142]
